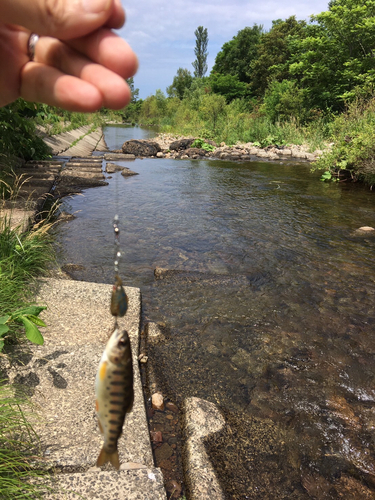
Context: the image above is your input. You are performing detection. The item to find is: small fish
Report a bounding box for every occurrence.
[95,328,134,469]
[110,275,128,317]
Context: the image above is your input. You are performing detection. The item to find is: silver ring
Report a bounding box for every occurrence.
[28,33,39,61]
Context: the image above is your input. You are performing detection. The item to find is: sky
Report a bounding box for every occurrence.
[116,0,330,99]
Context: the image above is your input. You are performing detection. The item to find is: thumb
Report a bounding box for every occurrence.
[0,0,121,40]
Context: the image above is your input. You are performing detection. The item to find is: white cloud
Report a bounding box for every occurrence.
[117,0,329,98]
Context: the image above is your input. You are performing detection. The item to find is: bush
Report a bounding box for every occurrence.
[0,101,51,160]
[263,80,307,123]
[313,97,375,184]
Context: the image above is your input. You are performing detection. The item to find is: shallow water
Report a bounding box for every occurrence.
[57,125,375,497]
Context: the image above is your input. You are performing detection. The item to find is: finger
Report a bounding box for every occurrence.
[0,0,118,40]
[105,0,125,30]
[68,29,138,79]
[20,62,104,112]
[0,25,29,106]
[34,37,131,109]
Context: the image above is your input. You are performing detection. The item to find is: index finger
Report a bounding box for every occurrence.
[67,29,138,79]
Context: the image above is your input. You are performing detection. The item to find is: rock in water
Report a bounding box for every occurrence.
[169,138,195,151]
[122,140,161,157]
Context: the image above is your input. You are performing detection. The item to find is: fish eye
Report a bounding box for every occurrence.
[118,338,126,347]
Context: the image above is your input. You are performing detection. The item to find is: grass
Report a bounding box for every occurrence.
[0,384,47,499]
[0,214,55,316]
[0,171,57,498]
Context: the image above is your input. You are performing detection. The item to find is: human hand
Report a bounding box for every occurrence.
[0,0,138,111]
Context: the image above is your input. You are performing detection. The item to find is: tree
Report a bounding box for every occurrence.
[208,73,248,103]
[250,17,307,96]
[127,77,140,103]
[263,80,307,123]
[289,0,375,110]
[199,93,226,133]
[139,89,167,122]
[192,26,208,78]
[291,0,375,110]
[167,68,193,99]
[212,25,263,83]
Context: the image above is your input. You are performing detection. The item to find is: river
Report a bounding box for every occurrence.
[56,125,375,498]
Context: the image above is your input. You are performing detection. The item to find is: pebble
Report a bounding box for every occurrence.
[152,392,164,411]
[166,479,182,498]
[154,442,173,462]
[166,401,179,413]
[139,353,148,363]
[150,431,163,443]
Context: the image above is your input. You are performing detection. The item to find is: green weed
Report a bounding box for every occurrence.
[313,96,375,184]
[0,384,47,499]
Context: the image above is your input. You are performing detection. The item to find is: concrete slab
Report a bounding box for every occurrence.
[0,207,34,230]
[30,279,153,467]
[43,126,92,155]
[43,468,166,499]
[42,127,107,157]
[183,397,226,500]
[104,153,136,161]
[64,130,106,157]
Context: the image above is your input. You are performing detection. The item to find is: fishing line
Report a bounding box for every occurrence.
[110,167,128,326]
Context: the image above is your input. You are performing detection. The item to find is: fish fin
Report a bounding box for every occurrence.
[110,450,120,470]
[96,448,120,470]
[98,361,107,381]
[98,419,104,434]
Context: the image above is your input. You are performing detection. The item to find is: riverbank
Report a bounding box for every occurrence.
[118,132,324,164]
[150,133,323,162]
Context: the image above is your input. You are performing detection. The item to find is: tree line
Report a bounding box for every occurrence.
[133,0,374,122]
[123,0,375,184]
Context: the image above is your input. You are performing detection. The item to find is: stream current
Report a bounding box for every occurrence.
[56,125,375,498]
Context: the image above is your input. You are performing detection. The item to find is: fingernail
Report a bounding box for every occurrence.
[82,0,111,14]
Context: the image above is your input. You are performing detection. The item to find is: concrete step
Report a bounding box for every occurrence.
[21,178,57,188]
[104,153,136,161]
[42,468,166,499]
[64,163,104,170]
[70,157,103,162]
[15,170,58,180]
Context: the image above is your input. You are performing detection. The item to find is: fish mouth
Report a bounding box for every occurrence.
[107,328,131,364]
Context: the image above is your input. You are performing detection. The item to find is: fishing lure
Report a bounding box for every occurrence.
[110,275,128,317]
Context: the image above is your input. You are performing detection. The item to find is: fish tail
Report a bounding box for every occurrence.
[96,447,120,470]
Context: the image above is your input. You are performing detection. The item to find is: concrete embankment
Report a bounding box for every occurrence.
[1,126,135,228]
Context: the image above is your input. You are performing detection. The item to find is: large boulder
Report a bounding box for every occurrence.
[169,138,195,151]
[122,140,161,157]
